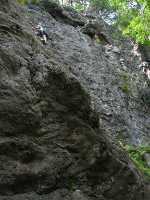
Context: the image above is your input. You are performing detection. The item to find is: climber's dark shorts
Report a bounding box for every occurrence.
[37,30,44,38]
[37,30,48,39]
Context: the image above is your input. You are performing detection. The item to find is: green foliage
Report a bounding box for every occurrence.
[119,72,132,95]
[124,145,150,179]
[17,0,60,6]
[74,2,85,12]
[95,37,101,44]
[121,83,130,94]
[17,0,39,5]
[119,71,142,97]
[90,0,150,44]
[17,0,29,4]
[109,0,150,44]
[90,0,112,11]
[32,0,39,4]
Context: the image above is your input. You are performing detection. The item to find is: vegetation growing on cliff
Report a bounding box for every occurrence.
[17,0,37,4]
[124,145,150,179]
[49,0,150,45]
[17,0,150,181]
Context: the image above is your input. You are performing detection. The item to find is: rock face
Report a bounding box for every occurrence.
[28,1,150,145]
[0,0,150,200]
[144,153,150,168]
[81,21,110,44]
[39,0,86,27]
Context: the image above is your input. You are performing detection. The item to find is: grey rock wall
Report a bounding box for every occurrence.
[27,2,150,145]
[0,0,149,200]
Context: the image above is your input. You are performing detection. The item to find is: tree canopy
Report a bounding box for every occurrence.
[70,0,150,44]
[90,0,150,44]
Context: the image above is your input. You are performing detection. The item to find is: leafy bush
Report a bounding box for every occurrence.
[74,3,85,13]
[90,0,150,44]
[124,145,150,179]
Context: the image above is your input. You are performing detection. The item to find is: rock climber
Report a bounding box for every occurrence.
[139,61,150,79]
[143,67,150,79]
[33,23,48,45]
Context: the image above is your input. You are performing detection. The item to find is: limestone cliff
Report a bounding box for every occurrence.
[0,0,149,200]
[28,1,150,145]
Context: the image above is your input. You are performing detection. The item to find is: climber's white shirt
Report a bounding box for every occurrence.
[147,69,150,79]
